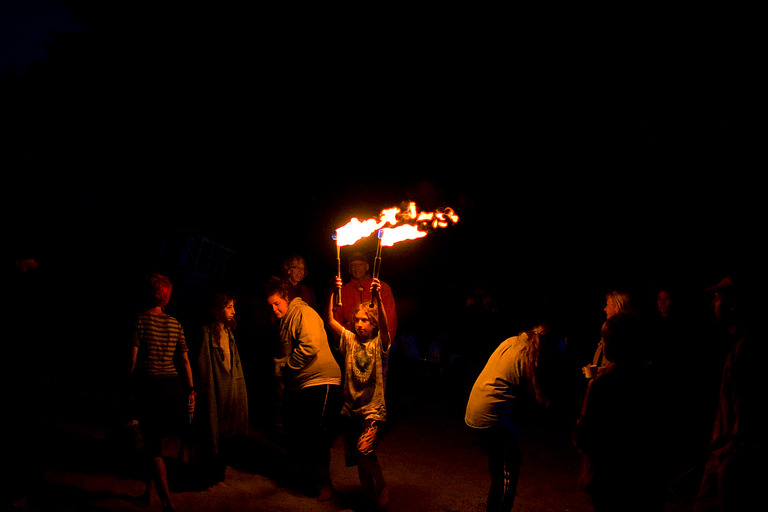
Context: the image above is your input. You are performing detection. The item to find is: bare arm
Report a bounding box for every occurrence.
[327,276,345,340]
[179,351,196,414]
[180,351,194,389]
[129,345,138,374]
[371,278,391,350]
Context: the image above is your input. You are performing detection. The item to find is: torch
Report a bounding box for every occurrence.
[331,233,342,307]
[370,229,383,307]
[334,201,460,307]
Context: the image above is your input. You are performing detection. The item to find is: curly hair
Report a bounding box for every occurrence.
[146,273,172,309]
[264,276,289,300]
[281,254,308,280]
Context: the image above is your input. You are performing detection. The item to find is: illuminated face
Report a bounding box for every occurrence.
[604,297,620,319]
[354,309,375,339]
[657,291,671,315]
[349,260,369,280]
[223,300,236,322]
[267,293,289,319]
[287,261,306,284]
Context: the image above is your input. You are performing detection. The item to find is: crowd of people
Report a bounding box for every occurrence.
[127,253,397,512]
[465,275,765,512]
[8,246,764,512]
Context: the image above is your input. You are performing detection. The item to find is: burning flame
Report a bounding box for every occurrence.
[334,201,459,247]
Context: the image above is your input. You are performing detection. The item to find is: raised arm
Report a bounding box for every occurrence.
[326,276,345,340]
[371,278,391,350]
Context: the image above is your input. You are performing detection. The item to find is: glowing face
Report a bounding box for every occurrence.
[354,309,375,339]
[287,261,306,285]
[267,293,289,320]
[223,300,236,322]
[349,260,369,280]
[604,297,620,319]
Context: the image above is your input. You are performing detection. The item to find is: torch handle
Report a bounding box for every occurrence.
[336,243,343,307]
[370,231,383,307]
[369,256,382,308]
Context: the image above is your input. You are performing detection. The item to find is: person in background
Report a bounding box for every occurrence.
[334,251,397,340]
[281,254,317,310]
[465,317,560,512]
[582,290,632,379]
[574,312,667,512]
[694,276,767,512]
[266,277,341,501]
[195,291,249,487]
[328,275,392,511]
[129,273,195,512]
[657,289,672,319]
[649,287,686,366]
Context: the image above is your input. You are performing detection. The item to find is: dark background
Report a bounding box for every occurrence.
[4,1,762,412]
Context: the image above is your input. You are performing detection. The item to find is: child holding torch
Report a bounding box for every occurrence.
[327,275,391,511]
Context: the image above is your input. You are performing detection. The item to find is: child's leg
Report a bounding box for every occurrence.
[356,420,387,509]
[358,456,386,493]
[357,462,375,495]
[358,457,388,510]
[151,456,175,511]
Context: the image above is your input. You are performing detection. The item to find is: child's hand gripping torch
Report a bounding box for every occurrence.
[332,233,342,307]
[370,229,383,307]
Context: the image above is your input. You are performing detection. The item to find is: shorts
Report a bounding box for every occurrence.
[342,415,382,467]
[133,375,187,457]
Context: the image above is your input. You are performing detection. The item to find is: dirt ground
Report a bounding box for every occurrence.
[10,379,701,512]
[14,383,590,512]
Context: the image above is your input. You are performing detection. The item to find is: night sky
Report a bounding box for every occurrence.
[5,2,762,350]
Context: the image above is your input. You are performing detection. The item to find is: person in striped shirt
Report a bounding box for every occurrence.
[130,273,195,512]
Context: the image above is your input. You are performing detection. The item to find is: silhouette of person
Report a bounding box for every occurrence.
[649,287,689,367]
[574,312,667,512]
[465,319,561,512]
[281,254,317,310]
[327,276,392,510]
[129,273,195,512]
[195,291,249,487]
[694,276,767,512]
[5,253,46,509]
[266,277,341,500]
[334,251,398,340]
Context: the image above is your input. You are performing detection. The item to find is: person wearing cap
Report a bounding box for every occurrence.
[694,275,766,512]
[334,251,397,340]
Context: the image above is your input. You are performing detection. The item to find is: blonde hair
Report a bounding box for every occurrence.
[606,290,632,313]
[519,326,550,407]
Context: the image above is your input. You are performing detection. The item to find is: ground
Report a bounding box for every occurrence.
[12,381,699,512]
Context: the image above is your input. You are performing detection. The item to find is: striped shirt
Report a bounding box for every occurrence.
[133,312,188,376]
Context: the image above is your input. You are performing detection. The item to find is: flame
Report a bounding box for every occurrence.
[334,201,459,247]
[334,217,383,247]
[380,224,428,246]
